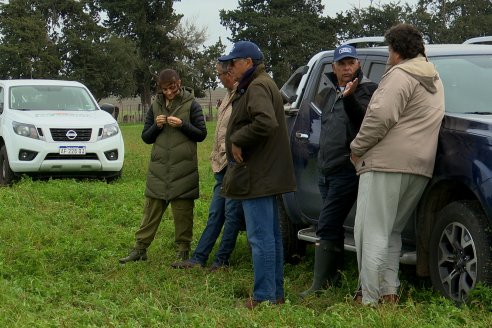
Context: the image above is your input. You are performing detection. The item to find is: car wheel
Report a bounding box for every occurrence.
[429,200,492,303]
[0,145,15,186]
[277,195,306,264]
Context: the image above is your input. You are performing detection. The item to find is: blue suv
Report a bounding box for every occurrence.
[279,40,492,302]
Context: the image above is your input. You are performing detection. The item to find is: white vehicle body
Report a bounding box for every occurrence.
[0,79,124,185]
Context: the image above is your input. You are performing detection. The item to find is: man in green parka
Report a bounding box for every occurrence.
[119,69,207,264]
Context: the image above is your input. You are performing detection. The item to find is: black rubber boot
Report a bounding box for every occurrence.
[119,248,147,264]
[299,240,343,298]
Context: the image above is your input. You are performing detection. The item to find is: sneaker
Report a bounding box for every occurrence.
[171,258,203,269]
[119,248,147,264]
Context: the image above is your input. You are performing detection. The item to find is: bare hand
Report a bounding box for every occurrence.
[156,115,167,128]
[167,116,183,128]
[232,143,243,163]
[343,78,359,98]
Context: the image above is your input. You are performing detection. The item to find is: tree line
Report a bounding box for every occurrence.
[1,0,491,109]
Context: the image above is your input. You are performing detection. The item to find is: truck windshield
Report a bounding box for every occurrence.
[432,55,492,114]
[9,85,97,111]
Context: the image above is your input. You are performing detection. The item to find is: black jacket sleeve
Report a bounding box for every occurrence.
[141,107,161,144]
[178,100,207,142]
[343,80,378,129]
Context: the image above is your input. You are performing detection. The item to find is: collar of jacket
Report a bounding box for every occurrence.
[236,64,266,95]
[156,86,194,106]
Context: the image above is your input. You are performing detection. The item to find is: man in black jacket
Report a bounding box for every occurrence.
[300,45,377,297]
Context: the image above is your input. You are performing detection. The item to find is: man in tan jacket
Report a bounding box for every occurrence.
[350,24,445,305]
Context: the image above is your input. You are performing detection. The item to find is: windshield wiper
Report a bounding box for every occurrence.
[462,112,492,115]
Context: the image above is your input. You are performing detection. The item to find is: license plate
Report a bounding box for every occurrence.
[59,146,86,155]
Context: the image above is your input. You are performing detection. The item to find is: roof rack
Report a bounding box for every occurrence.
[342,36,385,47]
[463,36,492,44]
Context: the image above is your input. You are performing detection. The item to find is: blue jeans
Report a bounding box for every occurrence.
[190,170,243,265]
[242,196,284,302]
[317,165,359,241]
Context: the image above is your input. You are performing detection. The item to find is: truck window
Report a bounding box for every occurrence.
[313,63,334,111]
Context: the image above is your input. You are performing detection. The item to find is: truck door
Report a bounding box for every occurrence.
[290,58,336,224]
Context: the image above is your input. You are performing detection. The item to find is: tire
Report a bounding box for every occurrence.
[429,200,492,303]
[277,195,307,264]
[0,145,15,186]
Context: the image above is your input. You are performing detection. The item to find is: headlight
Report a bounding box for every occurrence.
[12,121,40,139]
[102,123,119,139]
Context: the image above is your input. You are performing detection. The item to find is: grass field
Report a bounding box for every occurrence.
[0,123,491,327]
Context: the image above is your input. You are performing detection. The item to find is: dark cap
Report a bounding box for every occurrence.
[333,45,358,62]
[218,41,263,62]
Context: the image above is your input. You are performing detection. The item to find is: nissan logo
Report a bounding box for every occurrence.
[66,130,77,140]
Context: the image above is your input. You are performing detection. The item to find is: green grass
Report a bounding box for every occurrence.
[1,123,491,327]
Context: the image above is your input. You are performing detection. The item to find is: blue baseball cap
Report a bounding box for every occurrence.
[333,44,358,62]
[218,41,263,62]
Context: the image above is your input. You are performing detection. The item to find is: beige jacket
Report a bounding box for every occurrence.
[210,86,236,173]
[350,55,445,178]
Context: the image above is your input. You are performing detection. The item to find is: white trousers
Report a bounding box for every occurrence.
[354,171,429,305]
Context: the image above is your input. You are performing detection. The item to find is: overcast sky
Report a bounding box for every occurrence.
[174,0,419,50]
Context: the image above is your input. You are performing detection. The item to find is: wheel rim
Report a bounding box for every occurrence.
[436,222,477,302]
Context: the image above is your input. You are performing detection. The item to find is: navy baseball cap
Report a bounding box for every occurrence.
[333,44,358,62]
[218,41,263,62]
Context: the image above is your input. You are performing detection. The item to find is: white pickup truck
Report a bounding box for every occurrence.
[0,79,124,185]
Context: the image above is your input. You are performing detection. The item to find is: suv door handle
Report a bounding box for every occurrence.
[295,132,309,139]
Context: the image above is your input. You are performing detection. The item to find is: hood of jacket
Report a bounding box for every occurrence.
[155,86,195,107]
[390,55,440,94]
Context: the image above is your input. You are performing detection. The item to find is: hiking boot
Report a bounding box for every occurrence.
[171,258,203,269]
[119,248,147,264]
[176,250,189,261]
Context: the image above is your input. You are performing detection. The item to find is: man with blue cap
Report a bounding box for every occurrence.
[218,41,296,309]
[299,44,378,298]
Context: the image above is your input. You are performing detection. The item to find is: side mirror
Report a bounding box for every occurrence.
[100,103,115,115]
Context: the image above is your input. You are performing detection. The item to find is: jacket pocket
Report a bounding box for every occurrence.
[223,162,250,196]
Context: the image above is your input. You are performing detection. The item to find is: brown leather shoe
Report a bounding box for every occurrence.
[276,297,285,305]
[244,298,262,309]
[380,294,399,304]
[208,262,228,272]
[353,289,363,304]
